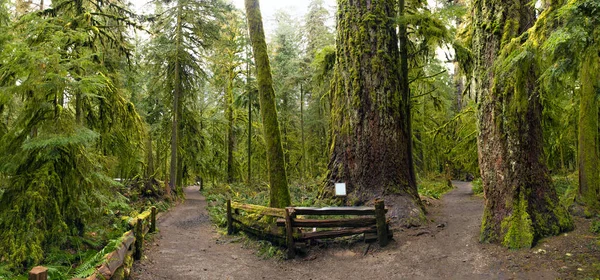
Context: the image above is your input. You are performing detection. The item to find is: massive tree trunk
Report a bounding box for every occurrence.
[328,0,423,224]
[245,0,291,208]
[472,0,572,248]
[577,49,600,212]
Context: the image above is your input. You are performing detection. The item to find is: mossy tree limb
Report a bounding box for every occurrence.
[244,0,291,208]
[328,0,423,222]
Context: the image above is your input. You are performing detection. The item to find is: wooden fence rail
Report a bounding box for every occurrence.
[29,206,158,280]
[227,199,392,259]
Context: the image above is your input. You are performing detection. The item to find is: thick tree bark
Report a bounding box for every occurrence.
[328,0,423,224]
[577,49,600,211]
[245,0,291,208]
[472,0,572,248]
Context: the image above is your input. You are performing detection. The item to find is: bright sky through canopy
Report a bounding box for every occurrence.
[230,0,336,35]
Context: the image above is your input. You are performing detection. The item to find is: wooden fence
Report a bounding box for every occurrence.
[29,206,157,280]
[226,200,392,259]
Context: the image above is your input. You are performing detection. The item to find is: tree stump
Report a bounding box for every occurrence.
[29,266,48,280]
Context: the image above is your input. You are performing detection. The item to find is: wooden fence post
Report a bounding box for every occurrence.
[284,207,296,259]
[29,266,47,280]
[227,200,233,235]
[134,219,143,260]
[375,200,389,247]
[150,206,157,233]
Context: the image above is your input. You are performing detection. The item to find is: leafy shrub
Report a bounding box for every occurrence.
[471,178,483,195]
[552,174,578,209]
[591,220,600,234]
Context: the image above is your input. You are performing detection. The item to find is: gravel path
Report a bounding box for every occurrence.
[132,182,557,279]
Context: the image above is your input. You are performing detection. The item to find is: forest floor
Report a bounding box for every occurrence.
[132,182,600,279]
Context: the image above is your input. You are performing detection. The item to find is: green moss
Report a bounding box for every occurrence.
[501,193,534,249]
[577,49,600,212]
[480,206,497,243]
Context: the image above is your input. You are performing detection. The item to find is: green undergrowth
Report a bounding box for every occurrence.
[471,178,483,195]
[0,179,172,279]
[417,175,454,199]
[241,236,285,260]
[552,173,578,209]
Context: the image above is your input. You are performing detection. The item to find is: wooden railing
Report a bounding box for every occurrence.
[226,200,392,259]
[29,206,157,280]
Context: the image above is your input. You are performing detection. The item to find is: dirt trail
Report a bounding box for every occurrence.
[132,182,558,279]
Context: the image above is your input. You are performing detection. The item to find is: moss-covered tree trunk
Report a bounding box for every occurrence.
[328,0,423,223]
[245,0,291,208]
[472,0,572,248]
[577,49,600,211]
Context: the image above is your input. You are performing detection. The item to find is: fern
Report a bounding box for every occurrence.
[72,238,121,278]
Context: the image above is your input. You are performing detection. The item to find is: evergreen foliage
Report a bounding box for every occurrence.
[0,0,143,267]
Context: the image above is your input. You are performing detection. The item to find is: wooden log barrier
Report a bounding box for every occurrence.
[150,206,157,233]
[90,231,135,280]
[134,219,143,260]
[227,200,393,257]
[291,206,387,216]
[227,199,233,235]
[230,201,286,218]
[375,200,389,247]
[300,226,377,240]
[28,266,47,280]
[284,207,296,259]
[276,217,376,228]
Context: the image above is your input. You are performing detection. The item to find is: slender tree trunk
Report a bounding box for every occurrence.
[170,2,183,193]
[282,90,289,175]
[146,133,154,178]
[156,137,161,178]
[577,49,600,211]
[300,84,306,183]
[226,69,235,183]
[398,0,416,185]
[245,0,291,208]
[472,0,572,248]
[328,0,423,224]
[247,52,252,187]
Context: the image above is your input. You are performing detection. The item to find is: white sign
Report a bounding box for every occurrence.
[335,182,347,196]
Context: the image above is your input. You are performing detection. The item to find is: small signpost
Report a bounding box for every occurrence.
[335,182,346,197]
